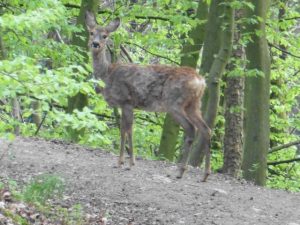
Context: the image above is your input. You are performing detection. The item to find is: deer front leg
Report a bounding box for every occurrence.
[121,105,135,168]
[127,128,135,167]
[118,126,126,167]
[186,106,212,182]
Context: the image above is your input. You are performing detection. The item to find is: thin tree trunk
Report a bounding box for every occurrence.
[189,0,234,167]
[67,0,99,141]
[31,101,41,128]
[0,36,5,60]
[11,98,21,135]
[188,0,222,166]
[242,0,271,186]
[199,0,222,73]
[158,0,208,161]
[222,76,244,176]
[221,10,245,177]
[199,0,223,108]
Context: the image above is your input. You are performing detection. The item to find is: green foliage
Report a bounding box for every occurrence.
[264,0,300,190]
[1,208,30,225]
[0,0,299,191]
[22,174,64,204]
[0,0,198,155]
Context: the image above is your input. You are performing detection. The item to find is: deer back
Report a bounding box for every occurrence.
[103,64,206,112]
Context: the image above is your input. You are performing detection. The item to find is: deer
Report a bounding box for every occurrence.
[85,11,211,182]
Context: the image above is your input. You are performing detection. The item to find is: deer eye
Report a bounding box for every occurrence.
[102,34,108,39]
[90,32,94,36]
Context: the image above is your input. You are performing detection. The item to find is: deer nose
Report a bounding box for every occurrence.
[92,42,100,48]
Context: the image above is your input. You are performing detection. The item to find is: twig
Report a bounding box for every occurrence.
[34,105,52,136]
[120,45,133,63]
[267,157,300,166]
[125,42,180,65]
[267,167,281,176]
[28,95,162,126]
[54,29,65,44]
[292,69,300,77]
[269,140,300,154]
[1,72,25,86]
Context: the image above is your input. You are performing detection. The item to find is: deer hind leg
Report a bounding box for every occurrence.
[186,105,211,182]
[119,125,126,167]
[170,109,196,178]
[120,105,135,168]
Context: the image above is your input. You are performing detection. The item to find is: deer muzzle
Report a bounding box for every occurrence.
[92,42,100,48]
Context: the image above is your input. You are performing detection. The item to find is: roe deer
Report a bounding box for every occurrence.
[85,11,211,181]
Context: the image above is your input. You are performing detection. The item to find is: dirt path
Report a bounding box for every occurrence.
[0,137,299,225]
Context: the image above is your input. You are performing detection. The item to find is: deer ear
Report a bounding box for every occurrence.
[106,18,120,33]
[85,10,97,30]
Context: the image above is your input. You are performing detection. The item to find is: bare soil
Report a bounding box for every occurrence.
[0,137,299,225]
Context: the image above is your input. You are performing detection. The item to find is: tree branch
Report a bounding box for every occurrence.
[125,42,180,65]
[269,140,300,154]
[63,3,80,9]
[21,95,162,127]
[134,15,169,21]
[34,105,52,135]
[268,43,300,59]
[120,45,133,63]
[63,3,170,21]
[282,16,300,21]
[268,157,300,166]
[292,69,300,77]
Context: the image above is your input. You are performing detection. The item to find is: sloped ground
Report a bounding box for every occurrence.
[0,137,299,225]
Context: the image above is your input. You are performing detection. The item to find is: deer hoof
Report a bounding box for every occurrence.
[129,158,135,167]
[176,166,187,179]
[201,173,210,182]
[117,159,125,167]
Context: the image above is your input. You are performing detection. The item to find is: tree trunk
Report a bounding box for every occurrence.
[222,76,244,176]
[67,0,99,141]
[221,10,245,177]
[158,0,208,161]
[0,36,5,60]
[199,0,222,75]
[31,101,41,128]
[242,0,271,186]
[11,98,21,135]
[189,0,234,167]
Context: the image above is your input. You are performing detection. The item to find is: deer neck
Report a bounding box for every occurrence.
[92,48,110,82]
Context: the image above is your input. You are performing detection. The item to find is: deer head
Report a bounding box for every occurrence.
[85,11,120,53]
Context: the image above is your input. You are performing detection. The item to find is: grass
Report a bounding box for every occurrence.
[22,174,64,204]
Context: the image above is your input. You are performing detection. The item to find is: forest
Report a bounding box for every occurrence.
[0,0,300,194]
